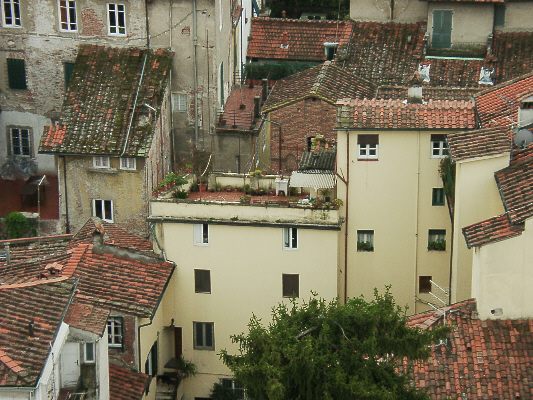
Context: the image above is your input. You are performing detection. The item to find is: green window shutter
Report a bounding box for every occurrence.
[432,10,452,49]
[7,59,27,89]
[64,62,75,88]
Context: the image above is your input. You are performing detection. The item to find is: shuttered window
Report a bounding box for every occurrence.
[7,58,27,89]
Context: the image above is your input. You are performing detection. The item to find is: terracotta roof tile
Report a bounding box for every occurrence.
[338,98,475,129]
[0,279,76,387]
[462,214,524,248]
[109,364,148,400]
[492,31,533,85]
[263,62,376,112]
[217,84,263,131]
[39,45,172,156]
[447,126,512,162]
[376,85,479,101]
[64,300,110,337]
[247,17,353,61]
[0,234,72,268]
[475,72,533,127]
[494,152,533,223]
[406,300,532,399]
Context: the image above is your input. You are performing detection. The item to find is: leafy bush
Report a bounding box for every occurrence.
[5,212,33,239]
[428,240,446,251]
[357,241,374,252]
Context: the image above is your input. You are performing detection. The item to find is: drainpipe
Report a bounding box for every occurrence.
[144,0,150,48]
[413,130,421,310]
[138,318,153,372]
[343,132,350,303]
[192,0,199,147]
[62,156,70,233]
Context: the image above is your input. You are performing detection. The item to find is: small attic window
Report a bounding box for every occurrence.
[519,95,533,127]
[324,42,338,61]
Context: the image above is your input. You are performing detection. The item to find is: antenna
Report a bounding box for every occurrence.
[513,129,533,149]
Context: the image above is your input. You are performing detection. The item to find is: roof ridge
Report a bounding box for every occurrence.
[475,71,533,98]
[0,275,70,290]
[253,16,349,25]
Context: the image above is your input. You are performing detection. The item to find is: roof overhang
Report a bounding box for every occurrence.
[289,171,336,189]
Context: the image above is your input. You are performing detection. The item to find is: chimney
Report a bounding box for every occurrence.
[261,79,268,102]
[254,96,261,119]
[407,70,424,104]
[281,10,287,18]
[28,319,35,337]
[92,221,105,246]
[280,31,289,49]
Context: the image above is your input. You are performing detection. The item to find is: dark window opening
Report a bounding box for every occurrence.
[282,274,299,298]
[7,58,27,89]
[195,269,211,293]
[432,188,445,206]
[419,276,432,293]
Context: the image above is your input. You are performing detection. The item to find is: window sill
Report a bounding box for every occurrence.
[88,167,118,174]
[357,158,379,161]
[193,347,215,351]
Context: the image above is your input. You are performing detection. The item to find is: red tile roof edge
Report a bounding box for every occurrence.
[446,126,512,162]
[0,275,72,290]
[474,70,533,98]
[462,213,525,248]
[0,234,73,245]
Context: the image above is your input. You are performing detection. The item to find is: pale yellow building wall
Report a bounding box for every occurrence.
[151,202,339,399]
[502,2,533,31]
[350,0,427,23]
[338,129,452,314]
[427,3,493,47]
[451,154,508,303]
[472,218,533,320]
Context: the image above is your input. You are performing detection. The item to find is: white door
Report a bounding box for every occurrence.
[60,342,80,387]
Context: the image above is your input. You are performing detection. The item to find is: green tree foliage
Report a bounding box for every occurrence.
[5,212,33,239]
[220,290,447,400]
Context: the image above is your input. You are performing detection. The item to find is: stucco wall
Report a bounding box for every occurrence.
[472,218,533,320]
[152,205,339,399]
[213,131,256,173]
[350,0,427,22]
[501,2,533,31]
[337,129,452,314]
[427,3,493,47]
[451,154,508,303]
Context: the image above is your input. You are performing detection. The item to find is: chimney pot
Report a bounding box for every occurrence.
[407,86,423,104]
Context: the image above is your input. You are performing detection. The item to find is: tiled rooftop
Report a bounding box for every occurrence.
[376,85,479,101]
[263,61,376,112]
[492,31,533,85]
[337,98,476,129]
[64,300,109,337]
[495,151,533,224]
[298,150,336,171]
[0,234,72,268]
[447,126,512,162]
[475,72,533,127]
[462,214,524,248]
[0,279,76,387]
[217,84,263,131]
[39,44,172,156]
[247,17,353,61]
[407,299,532,399]
[109,364,148,400]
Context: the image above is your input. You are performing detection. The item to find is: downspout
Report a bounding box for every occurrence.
[62,156,70,233]
[138,318,153,372]
[121,53,148,157]
[169,0,175,168]
[145,0,150,48]
[414,130,421,310]
[192,0,199,146]
[343,131,350,303]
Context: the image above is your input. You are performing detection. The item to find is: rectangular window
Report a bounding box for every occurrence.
[194,223,209,245]
[9,127,31,156]
[194,269,211,293]
[221,379,246,400]
[145,342,158,377]
[431,134,448,158]
[83,342,95,363]
[432,10,452,49]
[432,188,445,206]
[172,93,187,112]
[120,157,136,170]
[93,156,110,168]
[7,58,27,89]
[283,227,298,249]
[2,0,21,27]
[58,0,77,31]
[494,5,505,27]
[357,230,374,252]
[193,322,214,350]
[93,199,113,222]
[419,276,432,293]
[428,229,446,251]
[107,317,123,347]
[282,274,299,298]
[357,135,379,160]
[64,62,75,88]
[107,3,126,35]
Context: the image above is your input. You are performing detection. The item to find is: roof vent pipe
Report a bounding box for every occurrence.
[407,70,424,104]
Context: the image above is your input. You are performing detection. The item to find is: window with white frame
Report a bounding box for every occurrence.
[107,317,123,347]
[172,93,187,112]
[93,199,113,222]
[283,227,298,249]
[107,3,126,35]
[2,0,21,27]
[432,188,445,206]
[58,0,77,31]
[193,322,214,350]
[221,379,246,400]
[83,342,95,363]
[357,230,374,252]
[194,223,209,245]
[93,156,110,168]
[9,127,31,156]
[120,157,136,170]
[357,135,379,160]
[430,134,448,158]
